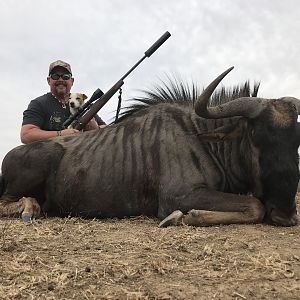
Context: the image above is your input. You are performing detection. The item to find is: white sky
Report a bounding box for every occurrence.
[1,0,300,164]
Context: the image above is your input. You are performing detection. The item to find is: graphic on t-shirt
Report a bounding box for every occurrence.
[49,111,65,130]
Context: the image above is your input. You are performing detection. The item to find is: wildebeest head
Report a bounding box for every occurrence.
[195,67,300,226]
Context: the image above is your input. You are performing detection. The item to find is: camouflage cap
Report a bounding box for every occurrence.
[48,60,72,75]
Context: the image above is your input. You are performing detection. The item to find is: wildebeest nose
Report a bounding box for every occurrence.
[270,213,298,227]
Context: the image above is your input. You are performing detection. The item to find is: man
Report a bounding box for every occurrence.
[20,60,106,144]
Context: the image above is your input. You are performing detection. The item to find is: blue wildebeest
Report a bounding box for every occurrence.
[0,67,299,226]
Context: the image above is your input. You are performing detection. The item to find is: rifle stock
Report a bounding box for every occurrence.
[74,80,124,130]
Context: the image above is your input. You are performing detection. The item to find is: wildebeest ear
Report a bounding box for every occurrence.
[198,119,247,141]
[83,94,88,100]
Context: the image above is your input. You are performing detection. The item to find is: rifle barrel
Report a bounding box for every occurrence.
[144,31,171,57]
[75,31,171,130]
[120,56,147,81]
[121,31,171,81]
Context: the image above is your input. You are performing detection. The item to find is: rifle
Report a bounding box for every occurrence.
[72,31,171,131]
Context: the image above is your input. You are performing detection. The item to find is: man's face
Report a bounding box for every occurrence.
[47,66,74,99]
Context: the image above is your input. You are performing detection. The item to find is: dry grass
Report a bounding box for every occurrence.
[0,200,299,299]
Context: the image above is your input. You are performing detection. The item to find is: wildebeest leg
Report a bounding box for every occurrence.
[0,197,40,222]
[181,206,264,226]
[158,189,265,227]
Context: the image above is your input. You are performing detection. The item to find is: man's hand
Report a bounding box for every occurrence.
[60,128,79,136]
[84,118,104,130]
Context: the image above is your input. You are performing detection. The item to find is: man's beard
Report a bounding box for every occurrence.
[55,84,67,99]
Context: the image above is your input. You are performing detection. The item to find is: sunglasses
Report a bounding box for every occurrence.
[50,73,72,80]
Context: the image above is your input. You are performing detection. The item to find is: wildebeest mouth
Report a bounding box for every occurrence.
[265,207,298,227]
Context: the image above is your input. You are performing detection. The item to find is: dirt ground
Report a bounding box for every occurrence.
[0,197,299,300]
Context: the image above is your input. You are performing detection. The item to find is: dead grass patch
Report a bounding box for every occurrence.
[0,201,299,299]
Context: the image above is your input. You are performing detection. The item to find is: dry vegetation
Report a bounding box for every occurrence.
[0,198,299,300]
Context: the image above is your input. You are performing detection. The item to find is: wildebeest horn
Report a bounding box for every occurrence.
[195,68,300,119]
[195,67,269,119]
[194,67,234,117]
[197,95,300,119]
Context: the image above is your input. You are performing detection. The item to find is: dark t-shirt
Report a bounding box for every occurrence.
[22,93,105,131]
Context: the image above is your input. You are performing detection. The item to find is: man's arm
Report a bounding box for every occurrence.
[21,95,106,144]
[20,124,79,144]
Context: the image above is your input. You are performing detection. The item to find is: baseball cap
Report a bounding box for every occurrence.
[48,60,72,75]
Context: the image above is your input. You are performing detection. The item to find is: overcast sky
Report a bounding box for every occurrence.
[1,0,300,164]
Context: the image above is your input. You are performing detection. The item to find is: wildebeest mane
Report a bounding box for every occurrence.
[115,78,260,123]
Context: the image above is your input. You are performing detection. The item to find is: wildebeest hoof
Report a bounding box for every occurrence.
[159,210,184,227]
[21,212,32,223]
[18,197,41,223]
